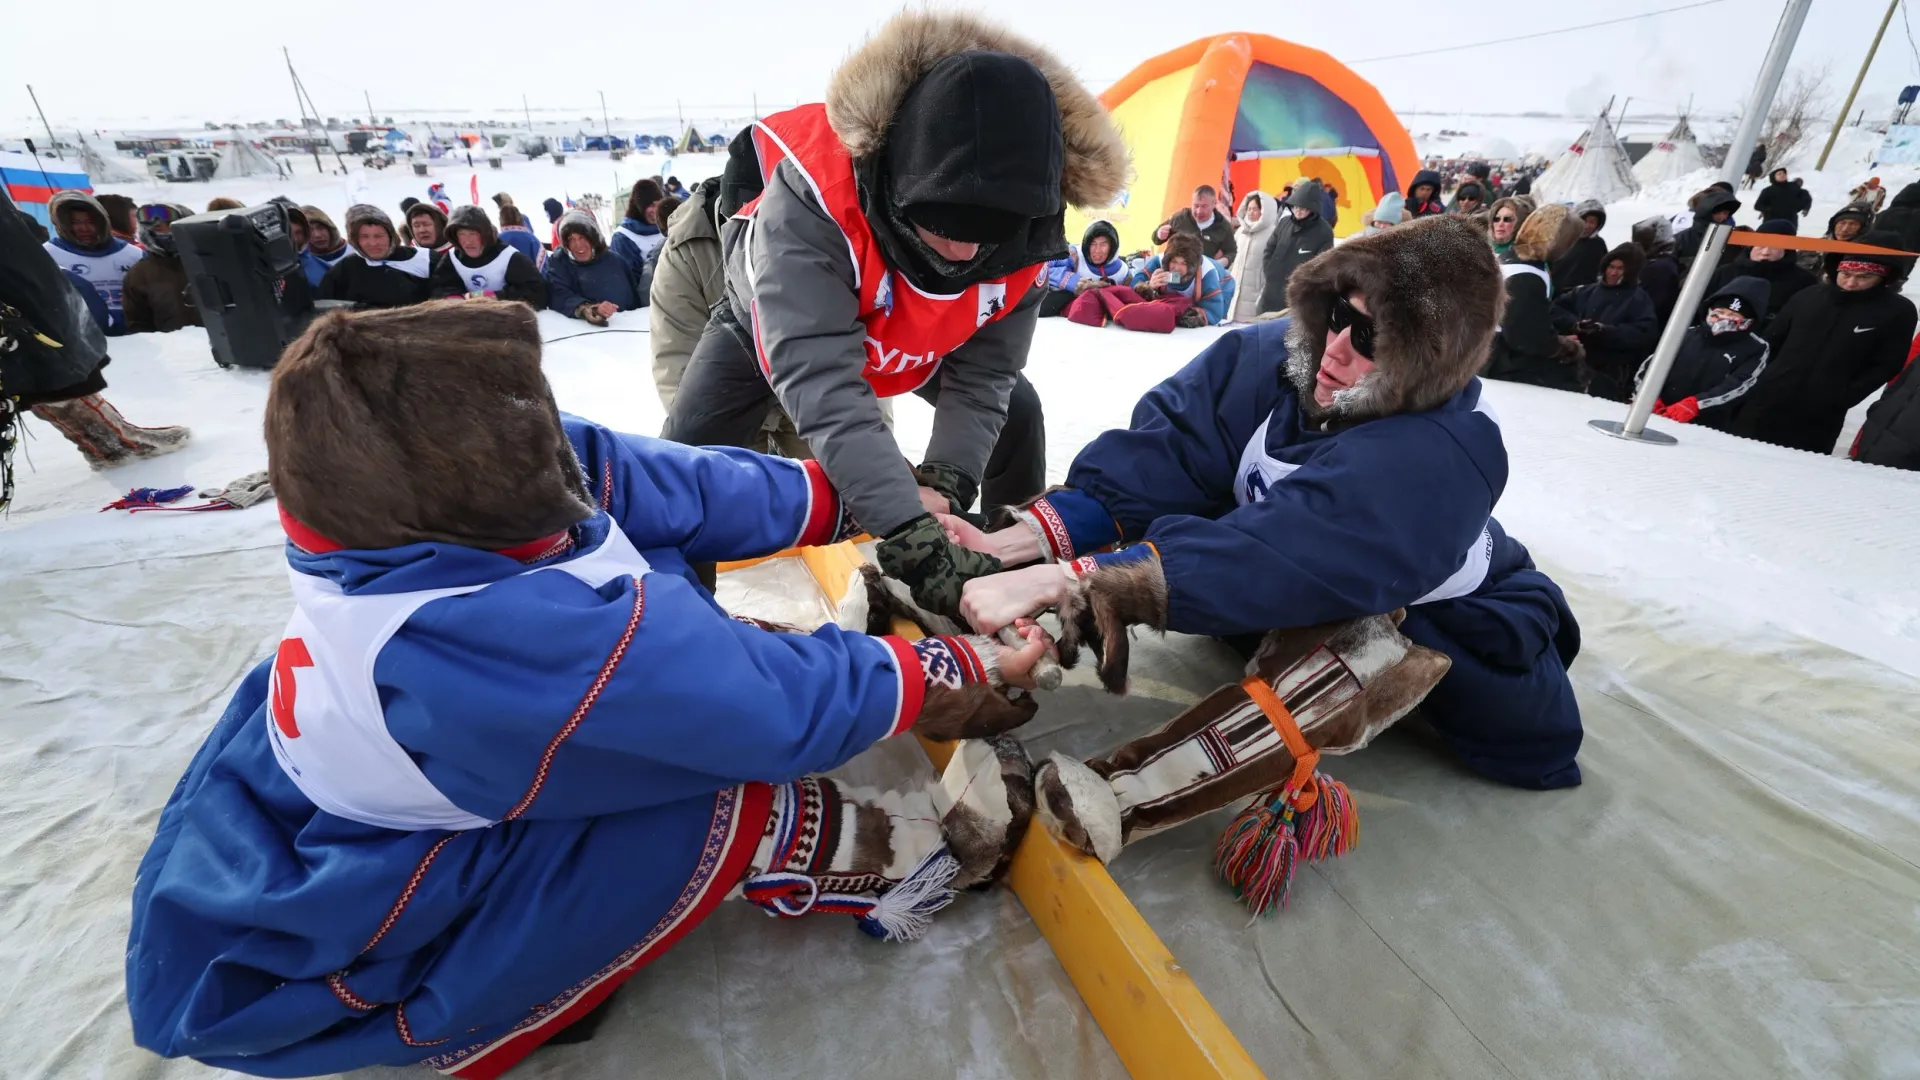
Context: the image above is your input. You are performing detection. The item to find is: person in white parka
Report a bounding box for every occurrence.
[1230,190,1277,323]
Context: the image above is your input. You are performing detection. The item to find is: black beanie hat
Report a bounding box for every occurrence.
[886,51,1063,243]
[1757,217,1797,236]
[719,125,764,219]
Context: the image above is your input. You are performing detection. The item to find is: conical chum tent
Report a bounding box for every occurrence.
[1632,114,1708,187]
[76,134,141,184]
[215,132,279,179]
[1067,33,1418,249]
[1533,108,1640,205]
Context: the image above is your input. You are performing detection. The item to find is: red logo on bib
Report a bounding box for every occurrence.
[271,638,314,738]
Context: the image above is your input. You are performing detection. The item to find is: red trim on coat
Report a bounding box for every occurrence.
[794,460,840,547]
[432,782,774,1079]
[501,578,645,820]
[880,635,925,738]
[361,833,459,954]
[279,505,566,564]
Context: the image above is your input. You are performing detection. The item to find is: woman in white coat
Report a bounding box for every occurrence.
[1230,191,1277,323]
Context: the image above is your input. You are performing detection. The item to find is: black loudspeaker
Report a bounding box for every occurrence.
[174,202,315,369]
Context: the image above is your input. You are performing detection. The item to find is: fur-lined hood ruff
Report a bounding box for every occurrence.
[824,10,1129,209]
[1510,202,1579,264]
[1283,215,1504,422]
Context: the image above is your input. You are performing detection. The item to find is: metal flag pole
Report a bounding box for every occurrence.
[1592,0,1813,445]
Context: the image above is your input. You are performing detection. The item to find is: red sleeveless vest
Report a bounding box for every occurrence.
[740,103,1042,397]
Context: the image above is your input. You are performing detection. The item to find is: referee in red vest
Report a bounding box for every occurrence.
[663,11,1126,616]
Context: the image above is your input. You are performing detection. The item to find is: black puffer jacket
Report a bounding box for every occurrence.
[1677,188,1741,271]
[0,190,110,404]
[1258,179,1334,312]
[1855,349,1920,470]
[1550,200,1609,296]
[1752,177,1811,221]
[1733,232,1919,453]
[1646,275,1772,430]
[1867,181,1920,256]
[1556,244,1657,402]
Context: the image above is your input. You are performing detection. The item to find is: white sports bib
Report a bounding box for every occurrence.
[614,226,664,260]
[358,247,432,278]
[446,246,517,294]
[266,523,652,831]
[1232,401,1499,606]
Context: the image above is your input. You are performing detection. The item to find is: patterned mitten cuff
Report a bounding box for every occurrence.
[912,634,1003,691]
[1014,489,1125,563]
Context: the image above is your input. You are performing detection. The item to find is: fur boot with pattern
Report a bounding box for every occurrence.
[1035,612,1450,862]
[31,394,191,468]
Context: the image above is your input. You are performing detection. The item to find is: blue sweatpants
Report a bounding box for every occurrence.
[1398,564,1584,790]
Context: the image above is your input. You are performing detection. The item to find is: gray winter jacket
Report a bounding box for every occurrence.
[649,182,724,410]
[720,159,1041,536]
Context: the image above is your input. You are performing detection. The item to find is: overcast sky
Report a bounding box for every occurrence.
[10,0,1920,130]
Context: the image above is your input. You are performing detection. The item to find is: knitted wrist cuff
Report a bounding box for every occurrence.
[912,634,1002,690]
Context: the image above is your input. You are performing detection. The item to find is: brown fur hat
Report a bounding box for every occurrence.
[1284,215,1504,421]
[825,10,1129,209]
[206,197,245,212]
[1512,202,1580,263]
[1161,231,1202,275]
[267,300,595,551]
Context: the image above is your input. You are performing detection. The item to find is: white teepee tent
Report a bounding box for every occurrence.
[75,134,141,183]
[214,131,280,179]
[1632,114,1708,186]
[1533,108,1641,205]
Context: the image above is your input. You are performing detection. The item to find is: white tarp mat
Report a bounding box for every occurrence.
[4,317,1918,1078]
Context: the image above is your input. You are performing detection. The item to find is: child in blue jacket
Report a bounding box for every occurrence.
[949,217,1584,791]
[125,300,1048,1078]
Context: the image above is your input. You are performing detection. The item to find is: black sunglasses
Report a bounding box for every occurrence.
[1327,294,1376,358]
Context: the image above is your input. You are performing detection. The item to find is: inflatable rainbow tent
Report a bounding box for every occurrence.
[1070,34,1418,252]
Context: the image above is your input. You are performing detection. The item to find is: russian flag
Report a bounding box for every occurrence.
[2,151,93,227]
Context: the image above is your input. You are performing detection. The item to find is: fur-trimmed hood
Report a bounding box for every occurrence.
[1632,215,1675,256]
[556,210,606,258]
[1510,202,1578,264]
[404,202,448,245]
[1283,215,1504,422]
[445,204,499,249]
[1236,191,1277,236]
[48,191,114,250]
[343,204,402,255]
[301,205,344,253]
[824,10,1128,210]
[1599,242,1645,287]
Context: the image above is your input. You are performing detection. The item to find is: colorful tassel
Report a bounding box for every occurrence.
[100,485,195,512]
[742,844,960,943]
[1214,772,1359,916]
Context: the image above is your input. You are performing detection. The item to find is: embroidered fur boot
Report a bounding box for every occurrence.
[31,394,191,468]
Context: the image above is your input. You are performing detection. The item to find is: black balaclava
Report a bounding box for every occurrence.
[859,50,1066,293]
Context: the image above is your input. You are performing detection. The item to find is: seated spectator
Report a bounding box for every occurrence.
[1699,219,1813,334]
[1152,184,1236,270]
[1039,219,1126,317]
[1557,244,1656,402]
[542,197,566,248]
[1258,179,1334,314]
[1404,169,1445,218]
[1632,216,1683,326]
[1487,196,1532,258]
[206,197,245,212]
[316,204,433,309]
[405,202,451,254]
[1485,203,1583,392]
[1800,202,1875,279]
[280,203,309,250]
[611,179,666,274]
[1677,188,1740,272]
[665,175,690,199]
[300,206,350,288]
[1131,233,1227,326]
[97,193,141,247]
[429,205,548,307]
[1230,192,1277,322]
[1450,181,1487,218]
[1551,200,1608,296]
[41,191,144,335]
[496,204,546,268]
[1853,334,1920,470]
[544,210,646,324]
[122,203,202,333]
[1361,192,1405,237]
[1733,233,1918,454]
[1640,276,1771,430]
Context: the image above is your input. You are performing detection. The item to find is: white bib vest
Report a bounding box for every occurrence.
[614,226,663,260]
[1233,400,1499,606]
[357,247,432,278]
[44,240,143,313]
[266,523,652,831]
[447,246,517,294]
